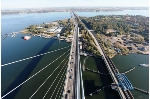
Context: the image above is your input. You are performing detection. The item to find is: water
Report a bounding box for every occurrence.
[80,56,120,99]
[1,12,71,99]
[1,12,71,35]
[76,10,149,17]
[1,10,149,99]
[112,53,149,99]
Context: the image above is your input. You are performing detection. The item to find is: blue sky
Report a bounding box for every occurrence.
[1,0,149,9]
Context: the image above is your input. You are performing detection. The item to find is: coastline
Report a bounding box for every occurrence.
[109,51,149,58]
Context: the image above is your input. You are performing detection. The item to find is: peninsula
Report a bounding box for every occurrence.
[21,14,149,58]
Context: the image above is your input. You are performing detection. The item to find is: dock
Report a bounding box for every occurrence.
[85,68,110,75]
[134,87,149,94]
[2,34,9,40]
[89,85,110,96]
[123,67,135,74]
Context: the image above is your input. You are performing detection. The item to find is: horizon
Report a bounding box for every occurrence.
[1,0,149,10]
[1,6,149,11]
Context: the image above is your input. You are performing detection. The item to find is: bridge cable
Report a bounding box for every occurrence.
[49,60,68,99]
[58,83,67,99]
[54,73,66,99]
[42,59,68,99]
[29,54,69,99]
[1,49,70,99]
[1,45,70,67]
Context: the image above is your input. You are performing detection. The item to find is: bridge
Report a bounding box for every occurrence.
[62,11,84,99]
[73,12,134,99]
[1,11,148,99]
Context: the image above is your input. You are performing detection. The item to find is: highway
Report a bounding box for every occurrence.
[62,12,80,99]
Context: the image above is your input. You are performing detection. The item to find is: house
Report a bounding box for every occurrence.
[127,47,133,50]
[134,23,139,26]
[106,29,116,34]
[138,47,147,51]
[36,26,43,29]
[54,27,63,33]
[94,18,100,21]
[115,48,121,53]
[47,27,58,33]
[51,22,59,25]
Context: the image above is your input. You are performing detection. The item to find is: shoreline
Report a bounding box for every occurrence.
[110,51,149,59]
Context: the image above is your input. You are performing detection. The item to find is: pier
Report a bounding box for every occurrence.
[89,85,110,96]
[85,68,110,75]
[123,67,135,74]
[2,34,9,40]
[2,32,20,40]
[134,87,149,94]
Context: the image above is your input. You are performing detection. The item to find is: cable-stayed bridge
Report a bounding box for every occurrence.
[1,11,148,99]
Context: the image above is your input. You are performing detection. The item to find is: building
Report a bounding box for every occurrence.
[47,27,58,33]
[115,48,121,53]
[79,42,82,50]
[106,29,116,34]
[36,26,43,29]
[127,47,133,50]
[138,47,147,51]
[51,22,59,25]
[54,27,63,33]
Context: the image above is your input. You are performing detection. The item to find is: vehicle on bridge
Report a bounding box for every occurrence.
[65,94,68,98]
[67,90,71,93]
[70,62,73,64]
[69,75,73,79]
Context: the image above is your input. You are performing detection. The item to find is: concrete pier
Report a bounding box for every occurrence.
[89,85,110,96]
[134,87,149,94]
[123,67,135,74]
[85,68,110,75]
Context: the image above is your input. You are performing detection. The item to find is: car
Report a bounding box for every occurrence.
[67,90,71,93]
[69,75,73,79]
[65,94,68,98]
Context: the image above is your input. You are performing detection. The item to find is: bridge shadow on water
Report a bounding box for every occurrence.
[2,39,56,99]
[84,80,102,95]
[94,57,120,99]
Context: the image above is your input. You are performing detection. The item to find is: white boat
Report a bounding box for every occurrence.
[23,36,31,40]
[139,64,149,67]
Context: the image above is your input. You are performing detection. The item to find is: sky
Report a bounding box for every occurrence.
[1,0,149,9]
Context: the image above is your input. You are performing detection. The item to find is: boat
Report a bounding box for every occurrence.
[23,36,31,40]
[139,64,149,67]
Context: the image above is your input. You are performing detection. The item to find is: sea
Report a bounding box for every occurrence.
[1,10,149,99]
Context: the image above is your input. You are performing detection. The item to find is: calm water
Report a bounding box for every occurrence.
[112,53,149,99]
[1,12,71,99]
[76,10,149,17]
[1,10,149,99]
